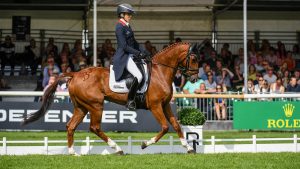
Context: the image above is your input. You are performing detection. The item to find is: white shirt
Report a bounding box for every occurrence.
[263,74,277,84]
[120,18,129,26]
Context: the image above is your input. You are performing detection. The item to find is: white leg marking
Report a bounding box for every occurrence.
[180,138,194,151]
[145,137,156,146]
[68,144,80,156]
[107,138,122,152]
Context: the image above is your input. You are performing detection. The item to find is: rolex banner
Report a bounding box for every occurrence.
[234,101,300,130]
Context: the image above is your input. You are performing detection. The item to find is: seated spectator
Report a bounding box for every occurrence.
[45,38,58,62]
[248,64,257,82]
[215,60,223,76]
[59,52,72,70]
[284,51,296,72]
[198,62,207,79]
[71,56,80,72]
[216,68,234,89]
[260,79,270,93]
[270,78,285,94]
[265,48,277,68]
[276,42,287,62]
[204,71,217,92]
[202,39,215,60]
[215,84,227,120]
[220,48,233,68]
[200,64,214,81]
[194,83,208,94]
[0,35,15,76]
[174,70,185,92]
[254,76,264,93]
[183,74,204,94]
[255,52,265,73]
[254,72,262,85]
[60,63,71,74]
[206,50,217,69]
[242,79,255,94]
[282,70,290,88]
[42,56,60,88]
[182,74,204,106]
[286,77,300,92]
[294,70,300,85]
[232,65,244,90]
[294,70,300,80]
[277,62,288,78]
[234,48,245,74]
[263,67,277,84]
[71,39,84,57]
[60,42,71,59]
[24,38,41,75]
[248,41,257,65]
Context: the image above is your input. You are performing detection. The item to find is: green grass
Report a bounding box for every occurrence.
[1,153,300,169]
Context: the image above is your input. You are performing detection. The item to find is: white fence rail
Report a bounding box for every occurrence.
[1,135,299,155]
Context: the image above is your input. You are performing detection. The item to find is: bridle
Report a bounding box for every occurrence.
[151,45,200,78]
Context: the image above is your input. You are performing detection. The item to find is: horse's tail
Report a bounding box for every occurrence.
[22,72,75,126]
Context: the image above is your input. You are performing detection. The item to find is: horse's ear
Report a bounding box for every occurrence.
[191,43,198,53]
[192,42,202,54]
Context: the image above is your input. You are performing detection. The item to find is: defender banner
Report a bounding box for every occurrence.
[0,102,177,132]
[234,101,300,130]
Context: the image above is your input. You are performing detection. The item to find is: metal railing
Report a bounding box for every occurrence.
[173,93,300,121]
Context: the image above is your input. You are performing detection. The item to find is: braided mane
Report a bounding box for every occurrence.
[153,42,190,58]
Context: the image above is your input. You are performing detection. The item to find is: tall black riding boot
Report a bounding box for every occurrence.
[127,77,139,110]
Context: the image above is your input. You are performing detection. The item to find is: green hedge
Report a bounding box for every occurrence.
[178,108,206,125]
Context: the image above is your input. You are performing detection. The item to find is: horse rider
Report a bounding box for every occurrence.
[112,3,148,110]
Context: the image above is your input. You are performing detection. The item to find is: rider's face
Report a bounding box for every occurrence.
[124,13,132,22]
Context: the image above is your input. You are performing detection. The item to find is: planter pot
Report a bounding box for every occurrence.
[181,125,203,145]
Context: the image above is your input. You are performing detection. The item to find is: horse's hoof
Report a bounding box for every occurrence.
[116,151,124,155]
[187,149,196,154]
[141,141,147,149]
[70,153,81,156]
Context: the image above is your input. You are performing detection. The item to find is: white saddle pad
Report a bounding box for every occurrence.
[109,64,149,93]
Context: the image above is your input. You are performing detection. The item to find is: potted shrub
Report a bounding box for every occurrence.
[178,108,206,145]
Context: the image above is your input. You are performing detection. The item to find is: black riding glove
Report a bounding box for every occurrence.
[139,52,151,62]
[139,52,147,59]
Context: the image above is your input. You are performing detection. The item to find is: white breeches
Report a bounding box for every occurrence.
[126,55,143,83]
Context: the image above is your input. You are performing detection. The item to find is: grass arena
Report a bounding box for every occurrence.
[2,0,300,169]
[1,131,300,169]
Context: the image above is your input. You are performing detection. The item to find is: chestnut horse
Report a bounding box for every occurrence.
[23,42,202,155]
